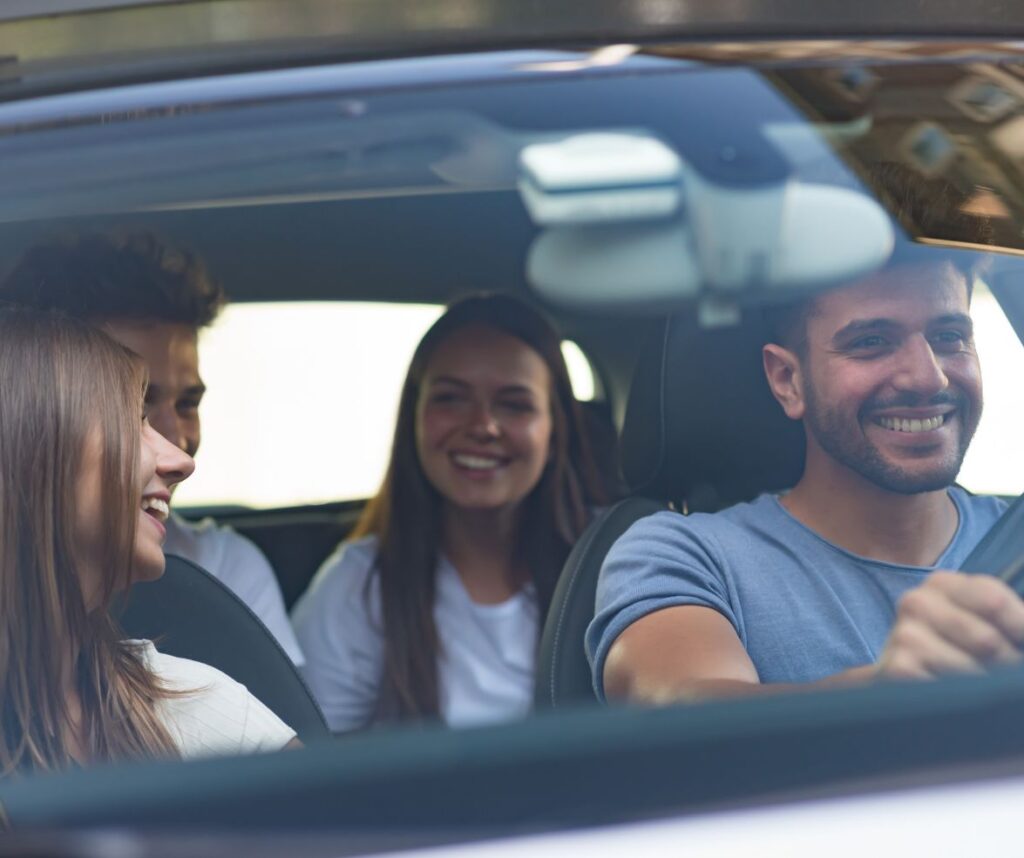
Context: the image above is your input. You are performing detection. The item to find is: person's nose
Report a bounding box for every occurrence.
[466,401,501,441]
[154,429,195,488]
[147,403,188,453]
[892,334,949,397]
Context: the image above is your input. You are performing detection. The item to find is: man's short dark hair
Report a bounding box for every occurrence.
[1,232,225,327]
[764,159,992,357]
[763,299,814,357]
[763,259,975,358]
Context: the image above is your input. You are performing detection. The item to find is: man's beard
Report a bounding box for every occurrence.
[803,383,979,495]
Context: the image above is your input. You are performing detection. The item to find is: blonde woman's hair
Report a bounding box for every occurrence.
[0,306,179,774]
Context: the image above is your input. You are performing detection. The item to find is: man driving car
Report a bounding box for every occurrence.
[588,255,1018,704]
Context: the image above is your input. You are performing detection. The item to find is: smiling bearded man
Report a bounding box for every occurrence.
[793,261,981,497]
[587,255,1021,707]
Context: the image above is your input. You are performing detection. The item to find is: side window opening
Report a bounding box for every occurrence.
[958,281,1024,497]
[561,339,600,402]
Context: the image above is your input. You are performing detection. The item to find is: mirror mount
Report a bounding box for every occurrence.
[521,131,895,316]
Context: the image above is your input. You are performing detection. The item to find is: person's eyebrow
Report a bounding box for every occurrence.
[429,375,471,388]
[429,377,540,395]
[831,318,899,346]
[930,313,973,332]
[832,312,974,347]
[495,384,540,396]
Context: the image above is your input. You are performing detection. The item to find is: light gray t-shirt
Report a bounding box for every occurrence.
[291,535,538,732]
[587,487,1007,699]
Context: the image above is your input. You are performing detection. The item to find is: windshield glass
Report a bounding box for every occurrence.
[1,26,1024,853]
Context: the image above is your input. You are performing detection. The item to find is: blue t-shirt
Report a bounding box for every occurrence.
[586,487,1007,699]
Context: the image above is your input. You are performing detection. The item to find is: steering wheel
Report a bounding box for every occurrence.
[959,493,1024,588]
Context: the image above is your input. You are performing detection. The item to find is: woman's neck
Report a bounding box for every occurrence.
[441,506,527,604]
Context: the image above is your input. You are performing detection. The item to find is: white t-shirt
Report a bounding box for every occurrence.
[134,640,296,759]
[164,513,305,666]
[291,536,538,732]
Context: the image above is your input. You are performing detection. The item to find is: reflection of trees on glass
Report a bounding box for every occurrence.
[767,60,1024,251]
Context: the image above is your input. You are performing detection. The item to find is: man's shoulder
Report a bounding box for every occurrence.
[167,512,250,551]
[948,486,1009,553]
[951,485,1009,512]
[950,486,1009,529]
[617,494,787,550]
[166,513,271,578]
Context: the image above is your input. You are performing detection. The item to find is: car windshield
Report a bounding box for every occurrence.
[1,4,1024,854]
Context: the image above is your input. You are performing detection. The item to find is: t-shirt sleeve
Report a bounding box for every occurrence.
[290,541,385,733]
[235,682,300,753]
[585,510,736,701]
[148,647,297,758]
[211,528,306,667]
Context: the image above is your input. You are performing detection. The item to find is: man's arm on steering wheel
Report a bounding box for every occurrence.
[605,572,1024,705]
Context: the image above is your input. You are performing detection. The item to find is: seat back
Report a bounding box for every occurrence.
[117,554,330,743]
[621,312,805,512]
[535,497,665,709]
[578,399,628,502]
[536,310,806,708]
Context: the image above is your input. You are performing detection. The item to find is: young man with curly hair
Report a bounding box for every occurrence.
[2,232,304,665]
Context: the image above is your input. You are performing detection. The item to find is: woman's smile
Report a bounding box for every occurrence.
[449,451,511,476]
[416,325,552,513]
[140,494,171,539]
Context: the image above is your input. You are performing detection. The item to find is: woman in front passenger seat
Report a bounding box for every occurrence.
[292,294,606,730]
[0,307,297,776]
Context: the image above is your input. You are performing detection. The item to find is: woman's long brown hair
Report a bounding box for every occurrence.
[352,294,606,722]
[0,307,179,775]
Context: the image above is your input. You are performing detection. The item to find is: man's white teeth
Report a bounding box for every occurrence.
[876,415,947,433]
[453,454,502,470]
[141,497,170,521]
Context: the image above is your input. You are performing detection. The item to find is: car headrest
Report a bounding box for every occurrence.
[620,311,805,511]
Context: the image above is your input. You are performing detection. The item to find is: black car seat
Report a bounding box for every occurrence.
[117,553,330,743]
[620,311,805,512]
[578,399,629,502]
[535,310,806,709]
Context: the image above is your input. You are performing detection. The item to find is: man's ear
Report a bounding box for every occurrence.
[763,343,806,421]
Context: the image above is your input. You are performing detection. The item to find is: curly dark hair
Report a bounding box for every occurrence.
[1,232,224,327]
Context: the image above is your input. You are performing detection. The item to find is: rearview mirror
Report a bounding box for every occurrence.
[521,132,895,311]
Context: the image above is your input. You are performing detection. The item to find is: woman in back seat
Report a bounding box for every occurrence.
[292,294,605,730]
[0,307,297,775]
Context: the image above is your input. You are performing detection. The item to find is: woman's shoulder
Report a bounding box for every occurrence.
[336,533,380,565]
[322,534,379,573]
[130,639,222,686]
[290,535,384,634]
[302,534,381,598]
[129,640,296,759]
